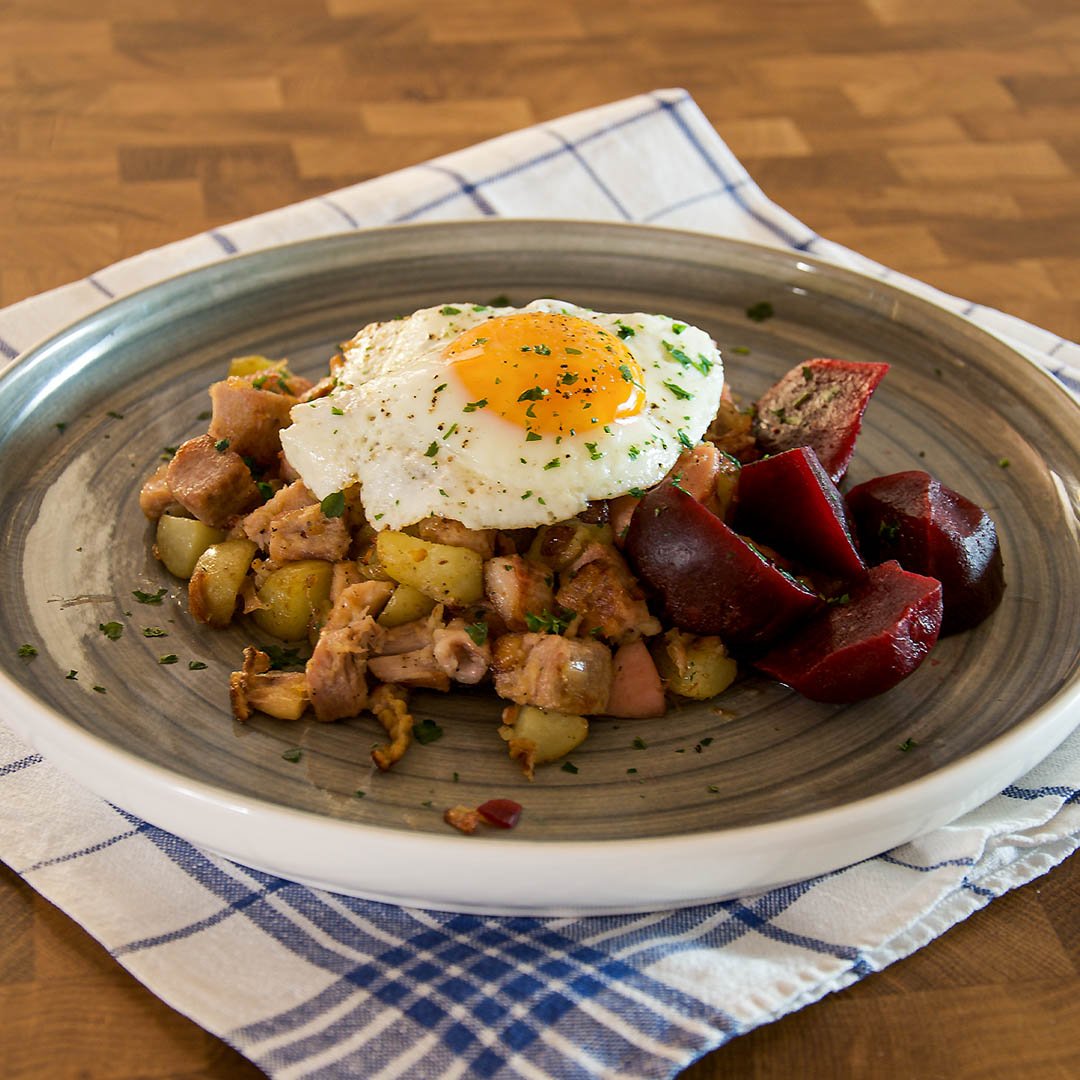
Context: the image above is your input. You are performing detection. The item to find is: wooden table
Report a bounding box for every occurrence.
[2,2,1078,1077]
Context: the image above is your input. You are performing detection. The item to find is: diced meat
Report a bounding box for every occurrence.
[377,607,442,656]
[166,434,261,528]
[483,555,555,631]
[367,647,451,691]
[241,481,317,549]
[139,461,175,521]
[556,544,661,645]
[433,619,491,684]
[305,615,382,722]
[665,443,742,521]
[229,646,309,721]
[491,633,612,715]
[267,503,351,563]
[606,640,666,718]
[326,579,394,627]
[608,494,640,546]
[208,376,298,465]
[299,375,337,403]
[416,516,498,559]
[370,683,414,771]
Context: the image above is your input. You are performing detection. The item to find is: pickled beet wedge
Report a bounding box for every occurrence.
[735,446,866,582]
[756,560,943,703]
[753,358,889,483]
[625,481,822,646]
[846,470,1004,635]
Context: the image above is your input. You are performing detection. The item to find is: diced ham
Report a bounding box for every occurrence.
[326,579,394,627]
[433,619,491,685]
[416,517,498,559]
[166,434,261,528]
[491,633,612,714]
[367,647,451,691]
[229,646,309,721]
[556,543,660,645]
[370,683,414,771]
[606,640,666,718]
[241,480,317,549]
[208,376,298,465]
[377,607,442,656]
[139,461,175,521]
[483,555,555,632]
[305,615,382,722]
[267,503,351,563]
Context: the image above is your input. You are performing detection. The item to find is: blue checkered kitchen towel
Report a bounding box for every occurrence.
[2,90,1079,1079]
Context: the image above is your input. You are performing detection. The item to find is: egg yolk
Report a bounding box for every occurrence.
[443,312,646,436]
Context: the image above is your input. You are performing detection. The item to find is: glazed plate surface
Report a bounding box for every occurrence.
[1,221,1078,914]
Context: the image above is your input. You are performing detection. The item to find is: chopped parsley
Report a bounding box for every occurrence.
[561,761,579,774]
[616,325,635,339]
[440,305,461,315]
[133,587,167,605]
[532,343,552,355]
[331,406,344,416]
[585,442,602,460]
[543,458,561,470]
[465,621,488,646]
[214,437,230,452]
[320,491,346,518]
[898,738,918,752]
[525,431,542,442]
[663,380,692,400]
[413,718,444,745]
[524,609,572,634]
[141,626,167,638]
[65,670,78,680]
[746,300,774,322]
[17,643,38,658]
[424,441,440,457]
[463,398,487,412]
[257,481,275,501]
[517,387,547,402]
[188,660,208,670]
[282,747,303,763]
[632,736,648,750]
[98,621,124,640]
[264,643,307,670]
[158,653,179,665]
[676,429,695,449]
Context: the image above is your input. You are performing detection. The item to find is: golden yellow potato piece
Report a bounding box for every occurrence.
[374,530,483,606]
[155,513,227,579]
[376,583,437,628]
[188,539,258,628]
[252,560,334,642]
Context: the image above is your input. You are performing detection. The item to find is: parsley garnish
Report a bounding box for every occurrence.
[525,431,542,442]
[676,429,694,449]
[561,761,579,774]
[98,621,124,641]
[282,747,303,763]
[65,670,78,680]
[532,343,551,355]
[264,643,307,670]
[331,406,344,416]
[424,441,439,457]
[746,301,774,322]
[585,442,602,460]
[413,718,444,745]
[524,610,571,634]
[543,458,561,470]
[320,491,346,518]
[440,305,461,315]
[465,621,488,646]
[133,587,167,605]
[617,325,635,339]
[463,398,487,412]
[632,736,648,750]
[214,438,230,452]
[257,481,275,501]
[898,738,918,752]
[17,643,37,658]
[517,387,547,402]
[663,381,692,400]
[158,653,179,665]
[188,660,208,670]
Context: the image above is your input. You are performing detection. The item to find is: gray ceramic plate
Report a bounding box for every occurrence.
[1,221,1078,914]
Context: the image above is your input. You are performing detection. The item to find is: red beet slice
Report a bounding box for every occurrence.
[752,359,889,483]
[846,471,1004,635]
[477,799,523,829]
[625,481,822,646]
[756,561,943,703]
[735,446,866,583]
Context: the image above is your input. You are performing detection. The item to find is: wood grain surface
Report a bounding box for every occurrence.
[1,1,1078,1078]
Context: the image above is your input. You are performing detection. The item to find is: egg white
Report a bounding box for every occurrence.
[281,300,724,531]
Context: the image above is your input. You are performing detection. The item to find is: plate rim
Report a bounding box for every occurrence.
[2,219,1078,914]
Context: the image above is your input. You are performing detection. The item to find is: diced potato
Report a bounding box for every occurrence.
[227,355,289,378]
[375,530,483,606]
[499,704,589,778]
[252,560,334,641]
[527,520,614,572]
[377,583,437,628]
[189,539,258,627]
[155,513,227,579]
[652,629,737,700]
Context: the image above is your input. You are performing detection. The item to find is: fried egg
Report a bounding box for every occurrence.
[280,299,724,530]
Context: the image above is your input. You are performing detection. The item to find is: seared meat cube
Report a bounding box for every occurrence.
[241,480,317,549]
[484,555,555,632]
[208,375,298,465]
[416,516,498,559]
[268,503,351,563]
[166,434,260,528]
[556,544,660,645]
[139,461,175,521]
[305,616,382,722]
